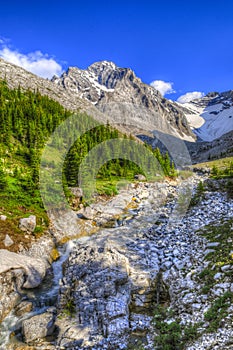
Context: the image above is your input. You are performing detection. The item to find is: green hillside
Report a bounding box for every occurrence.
[0,79,176,248]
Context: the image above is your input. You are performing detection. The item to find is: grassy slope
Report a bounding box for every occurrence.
[0,140,49,252]
[192,156,233,170]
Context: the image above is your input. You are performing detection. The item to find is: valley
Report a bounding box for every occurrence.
[0,58,232,349]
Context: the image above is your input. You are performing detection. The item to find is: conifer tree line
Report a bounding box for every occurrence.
[0,79,176,196]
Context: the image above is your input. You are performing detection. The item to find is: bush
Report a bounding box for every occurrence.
[153,306,201,349]
[204,292,233,332]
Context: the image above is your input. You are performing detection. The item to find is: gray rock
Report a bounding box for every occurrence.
[215,282,231,291]
[19,215,36,233]
[206,242,220,248]
[204,249,216,256]
[221,265,232,272]
[0,269,24,322]
[0,215,7,221]
[22,308,56,343]
[134,174,146,181]
[173,248,180,257]
[192,303,202,310]
[0,249,46,288]
[182,292,196,305]
[3,234,14,247]
[162,261,173,270]
[173,259,185,270]
[56,237,159,348]
[214,272,223,280]
[130,313,152,331]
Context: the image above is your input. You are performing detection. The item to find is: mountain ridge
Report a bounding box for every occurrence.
[53,60,195,141]
[0,58,195,142]
[1,57,233,150]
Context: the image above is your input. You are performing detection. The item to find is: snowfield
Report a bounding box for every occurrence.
[179,97,233,141]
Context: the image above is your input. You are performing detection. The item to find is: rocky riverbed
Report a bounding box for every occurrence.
[54,178,233,350]
[1,174,233,350]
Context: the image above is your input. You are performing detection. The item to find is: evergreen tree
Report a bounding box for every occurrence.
[0,165,7,190]
[0,77,177,203]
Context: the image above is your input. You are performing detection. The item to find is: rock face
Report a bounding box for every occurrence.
[55,177,233,349]
[57,244,133,349]
[186,129,233,163]
[0,269,23,322]
[53,61,195,141]
[55,179,173,349]
[56,241,159,349]
[22,307,56,343]
[53,177,179,348]
[0,249,47,288]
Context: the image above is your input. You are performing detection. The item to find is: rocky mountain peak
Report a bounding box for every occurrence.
[54,60,141,100]
[205,91,219,98]
[87,60,137,90]
[88,60,117,72]
[52,60,194,141]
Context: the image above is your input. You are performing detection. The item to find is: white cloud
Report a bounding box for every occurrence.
[0,46,63,79]
[150,80,175,96]
[177,91,205,104]
[0,36,9,45]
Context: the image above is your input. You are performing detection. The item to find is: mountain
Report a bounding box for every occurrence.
[178,91,233,141]
[52,60,195,141]
[0,58,91,111]
[0,58,107,125]
[186,129,233,163]
[1,56,233,160]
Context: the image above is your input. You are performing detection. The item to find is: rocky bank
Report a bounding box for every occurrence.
[1,174,233,350]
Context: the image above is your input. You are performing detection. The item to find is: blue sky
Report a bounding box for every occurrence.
[0,0,233,101]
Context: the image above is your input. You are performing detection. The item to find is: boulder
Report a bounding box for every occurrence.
[0,249,46,288]
[134,174,146,181]
[79,206,97,220]
[22,308,56,343]
[19,215,36,233]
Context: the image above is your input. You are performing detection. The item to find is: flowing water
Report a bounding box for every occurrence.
[0,195,163,348]
[0,240,75,348]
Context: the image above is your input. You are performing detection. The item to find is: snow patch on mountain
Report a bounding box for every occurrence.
[196,105,233,141]
[179,94,233,141]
